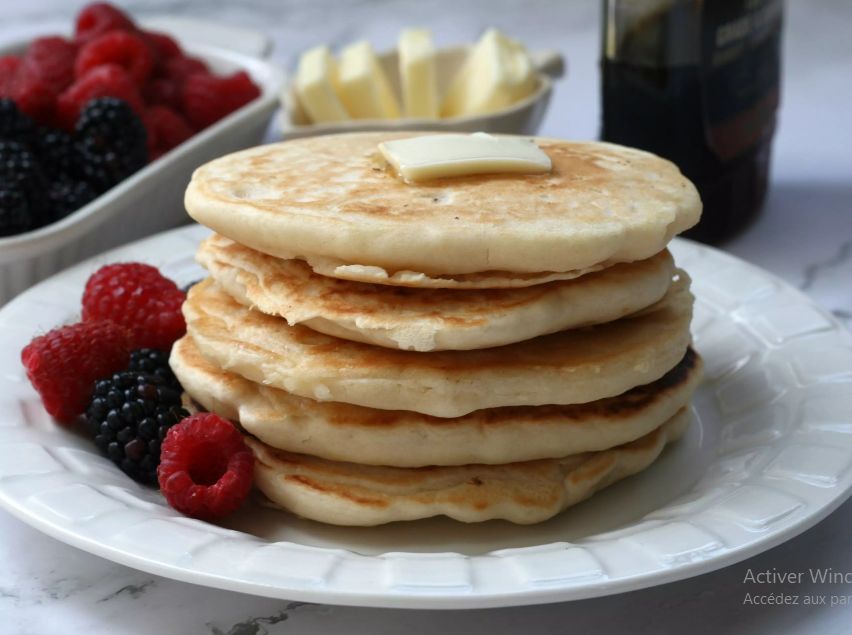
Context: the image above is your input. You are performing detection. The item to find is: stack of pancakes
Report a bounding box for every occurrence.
[173,132,705,526]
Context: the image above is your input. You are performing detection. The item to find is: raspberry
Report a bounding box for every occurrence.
[158,414,254,521]
[76,31,154,85]
[182,71,260,130]
[56,64,143,130]
[144,31,182,64]
[22,321,132,423]
[82,262,186,350]
[141,77,180,110]
[146,105,193,151]
[22,37,78,94]
[75,3,136,43]
[11,75,57,125]
[162,56,209,88]
[0,56,22,98]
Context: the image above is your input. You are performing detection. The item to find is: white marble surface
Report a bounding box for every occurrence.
[1,0,851,633]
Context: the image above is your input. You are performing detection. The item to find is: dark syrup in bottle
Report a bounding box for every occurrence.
[601,0,783,244]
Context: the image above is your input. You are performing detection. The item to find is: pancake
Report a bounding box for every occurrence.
[198,234,679,351]
[183,278,694,418]
[172,335,702,466]
[185,133,701,278]
[247,407,691,526]
[293,255,610,290]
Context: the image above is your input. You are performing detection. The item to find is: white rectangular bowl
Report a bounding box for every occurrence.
[0,39,286,306]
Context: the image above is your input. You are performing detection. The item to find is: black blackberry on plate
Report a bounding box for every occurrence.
[0,139,49,230]
[86,371,189,485]
[75,98,148,194]
[0,98,36,147]
[0,178,32,237]
[35,127,83,181]
[48,179,99,219]
[127,348,179,386]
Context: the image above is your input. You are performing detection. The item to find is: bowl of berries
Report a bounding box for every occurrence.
[0,3,286,306]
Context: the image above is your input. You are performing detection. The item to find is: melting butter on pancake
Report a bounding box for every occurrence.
[198,234,679,351]
[183,278,694,418]
[246,407,691,526]
[171,335,702,467]
[185,133,701,278]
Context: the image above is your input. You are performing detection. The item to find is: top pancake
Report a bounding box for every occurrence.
[185,133,701,277]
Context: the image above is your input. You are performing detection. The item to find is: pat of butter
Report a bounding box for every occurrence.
[378,133,551,182]
[338,41,402,120]
[398,28,439,119]
[295,46,350,123]
[441,28,537,118]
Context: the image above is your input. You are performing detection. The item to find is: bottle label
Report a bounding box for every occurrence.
[700,0,783,161]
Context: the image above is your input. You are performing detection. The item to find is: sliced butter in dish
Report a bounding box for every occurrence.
[378,133,551,182]
[398,28,439,119]
[441,28,538,118]
[338,41,402,120]
[295,46,350,123]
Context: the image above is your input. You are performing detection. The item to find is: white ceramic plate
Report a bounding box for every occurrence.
[0,225,851,610]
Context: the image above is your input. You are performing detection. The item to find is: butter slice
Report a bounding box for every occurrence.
[378,133,551,182]
[441,28,537,118]
[398,28,439,119]
[338,41,402,120]
[295,46,350,123]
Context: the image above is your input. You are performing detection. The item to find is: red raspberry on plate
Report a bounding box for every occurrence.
[182,71,260,130]
[141,77,181,110]
[56,63,143,130]
[75,3,136,44]
[21,37,78,94]
[11,74,57,125]
[76,31,154,85]
[162,56,209,88]
[82,262,187,350]
[158,414,254,521]
[0,56,22,98]
[146,105,194,151]
[22,321,132,423]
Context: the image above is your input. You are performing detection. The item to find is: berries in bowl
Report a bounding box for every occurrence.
[0,2,263,239]
[0,4,285,305]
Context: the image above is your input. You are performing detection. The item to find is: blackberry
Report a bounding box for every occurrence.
[75,98,148,194]
[48,179,98,219]
[0,178,32,237]
[35,127,83,181]
[127,348,179,386]
[0,99,37,147]
[0,140,49,229]
[86,371,189,484]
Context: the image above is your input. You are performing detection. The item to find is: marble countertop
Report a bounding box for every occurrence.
[1,0,851,633]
